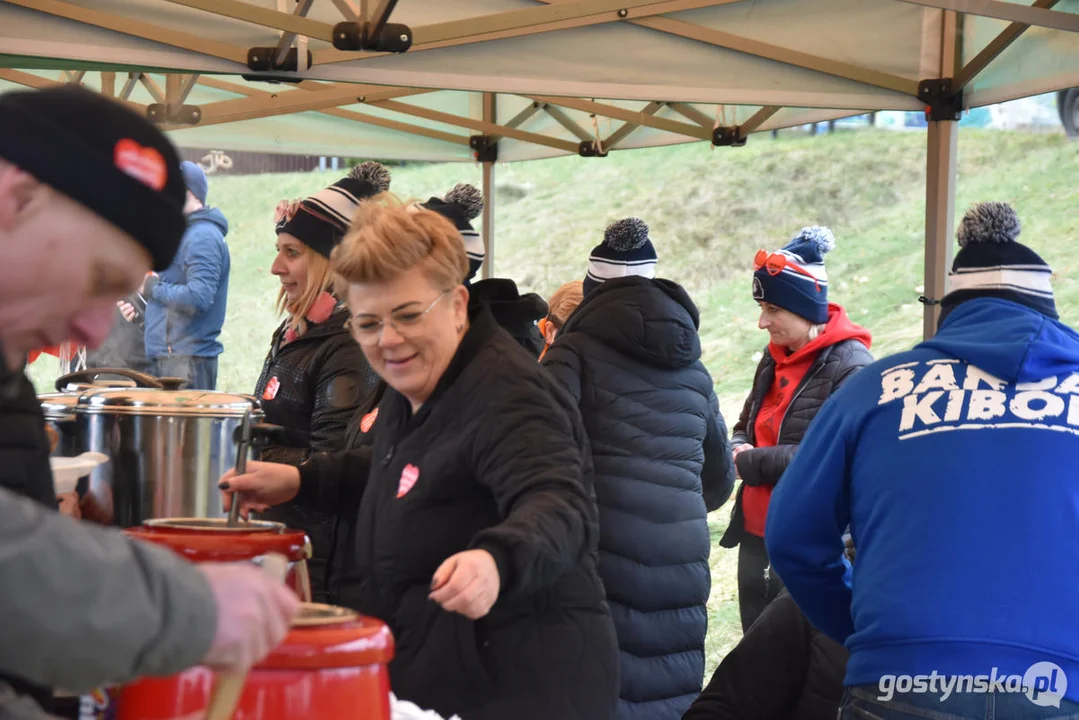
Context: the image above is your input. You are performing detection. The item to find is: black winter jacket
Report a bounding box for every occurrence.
[719,337,872,549]
[296,305,620,720]
[253,305,380,602]
[468,278,548,358]
[681,591,848,720]
[542,277,736,720]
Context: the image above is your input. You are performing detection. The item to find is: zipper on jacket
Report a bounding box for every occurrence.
[775,348,832,440]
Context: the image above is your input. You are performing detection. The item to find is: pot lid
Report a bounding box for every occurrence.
[293,603,359,627]
[142,517,285,533]
[75,388,260,417]
[258,604,396,669]
[39,392,81,416]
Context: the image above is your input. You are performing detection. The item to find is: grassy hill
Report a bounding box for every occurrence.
[28,126,1079,678]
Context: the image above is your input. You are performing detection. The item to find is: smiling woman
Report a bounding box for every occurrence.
[334,197,469,412]
[247,163,387,602]
[222,192,620,720]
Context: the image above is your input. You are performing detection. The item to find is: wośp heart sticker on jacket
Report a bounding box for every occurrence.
[397,464,420,498]
[360,408,379,433]
[262,376,280,401]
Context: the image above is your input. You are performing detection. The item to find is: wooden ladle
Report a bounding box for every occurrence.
[204,553,290,720]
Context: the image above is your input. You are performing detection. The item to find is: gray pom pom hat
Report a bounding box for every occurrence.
[584,217,658,295]
[940,202,1057,321]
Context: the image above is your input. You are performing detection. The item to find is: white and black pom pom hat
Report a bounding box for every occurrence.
[941,202,1057,321]
[583,218,658,295]
[420,183,485,284]
[276,160,391,259]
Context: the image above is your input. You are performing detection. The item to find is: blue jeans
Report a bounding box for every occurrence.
[842,686,1079,719]
[151,356,218,391]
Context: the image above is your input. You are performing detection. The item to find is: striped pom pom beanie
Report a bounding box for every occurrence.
[940,202,1056,321]
[752,226,834,323]
[421,183,485,284]
[277,160,390,258]
[583,217,658,295]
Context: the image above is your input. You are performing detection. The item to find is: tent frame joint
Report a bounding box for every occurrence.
[918,78,963,122]
[248,46,313,72]
[146,103,202,125]
[578,139,609,157]
[331,1,411,54]
[712,126,746,147]
[470,135,499,162]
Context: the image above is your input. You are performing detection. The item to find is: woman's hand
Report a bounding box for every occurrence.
[219,460,301,518]
[118,300,137,323]
[428,549,501,620]
[732,443,754,478]
[57,492,81,519]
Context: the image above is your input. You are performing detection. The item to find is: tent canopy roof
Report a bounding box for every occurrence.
[2,0,1078,161]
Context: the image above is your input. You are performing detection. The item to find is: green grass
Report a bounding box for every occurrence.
[28,126,1079,681]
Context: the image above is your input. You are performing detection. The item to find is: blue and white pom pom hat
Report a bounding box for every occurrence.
[583,217,658,295]
[940,201,1057,321]
[752,226,835,324]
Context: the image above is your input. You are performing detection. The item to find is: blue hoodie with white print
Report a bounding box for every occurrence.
[766,296,1079,703]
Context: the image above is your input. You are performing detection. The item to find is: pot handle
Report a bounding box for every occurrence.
[233,422,288,446]
[55,368,165,392]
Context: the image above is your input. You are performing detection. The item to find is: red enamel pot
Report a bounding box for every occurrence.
[124,518,312,602]
[116,603,395,720]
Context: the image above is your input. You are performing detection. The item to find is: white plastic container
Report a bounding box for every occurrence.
[50,453,109,495]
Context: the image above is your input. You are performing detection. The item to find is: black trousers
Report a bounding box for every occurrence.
[737,532,786,633]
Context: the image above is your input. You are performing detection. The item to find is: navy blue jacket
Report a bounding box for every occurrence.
[542,276,735,720]
[144,207,230,359]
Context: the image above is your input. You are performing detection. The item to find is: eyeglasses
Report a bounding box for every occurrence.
[344,290,449,345]
[753,249,821,291]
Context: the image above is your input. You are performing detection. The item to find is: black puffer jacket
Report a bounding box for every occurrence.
[682,591,848,720]
[719,330,872,549]
[296,304,620,720]
[542,276,735,720]
[253,305,380,602]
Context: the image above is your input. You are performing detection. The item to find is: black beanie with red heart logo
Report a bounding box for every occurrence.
[0,85,186,271]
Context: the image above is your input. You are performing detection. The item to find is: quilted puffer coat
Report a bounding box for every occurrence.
[542,276,735,720]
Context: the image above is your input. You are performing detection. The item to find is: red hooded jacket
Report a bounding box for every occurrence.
[742,305,871,537]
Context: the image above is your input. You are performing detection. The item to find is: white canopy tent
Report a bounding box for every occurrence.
[2,0,1079,336]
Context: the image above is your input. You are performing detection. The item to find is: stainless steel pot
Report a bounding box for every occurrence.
[54,369,263,528]
[40,369,145,458]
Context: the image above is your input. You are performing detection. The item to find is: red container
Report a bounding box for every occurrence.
[117,604,395,720]
[124,518,312,602]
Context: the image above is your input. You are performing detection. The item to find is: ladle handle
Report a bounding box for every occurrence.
[204,553,289,720]
[227,410,254,527]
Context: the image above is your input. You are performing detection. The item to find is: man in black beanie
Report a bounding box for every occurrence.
[0,85,298,717]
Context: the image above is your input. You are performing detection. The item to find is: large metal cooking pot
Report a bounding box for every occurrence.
[54,368,263,528]
[40,369,146,458]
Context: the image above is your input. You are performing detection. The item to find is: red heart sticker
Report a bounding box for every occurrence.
[360,408,379,434]
[262,376,280,401]
[114,138,167,191]
[397,464,420,498]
